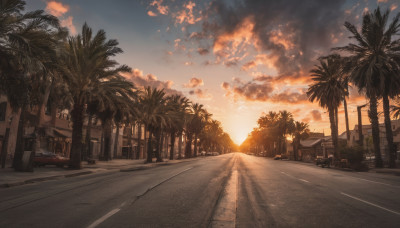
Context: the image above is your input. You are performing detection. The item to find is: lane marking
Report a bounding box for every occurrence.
[350,177,399,187]
[210,158,238,227]
[341,192,400,216]
[299,179,310,183]
[87,208,121,228]
[281,172,311,184]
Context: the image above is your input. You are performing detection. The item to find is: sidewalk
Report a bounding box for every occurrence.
[0,157,200,188]
[369,168,400,176]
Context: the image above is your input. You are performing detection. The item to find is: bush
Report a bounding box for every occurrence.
[340,146,368,171]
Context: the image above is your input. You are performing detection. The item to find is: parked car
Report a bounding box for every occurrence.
[34,151,69,168]
[212,152,219,156]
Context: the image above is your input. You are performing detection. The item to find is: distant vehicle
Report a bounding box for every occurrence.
[248,153,254,156]
[200,151,206,156]
[34,151,69,168]
[273,154,282,160]
[315,156,331,168]
[212,152,219,156]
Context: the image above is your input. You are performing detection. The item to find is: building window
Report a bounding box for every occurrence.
[0,102,7,121]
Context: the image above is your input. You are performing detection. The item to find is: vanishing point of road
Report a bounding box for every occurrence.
[0,153,399,227]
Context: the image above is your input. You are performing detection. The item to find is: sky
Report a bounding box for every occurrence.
[26,0,400,145]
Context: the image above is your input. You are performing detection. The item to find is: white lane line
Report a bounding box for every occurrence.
[281,172,311,184]
[87,208,121,228]
[299,179,310,183]
[341,192,400,216]
[351,177,399,187]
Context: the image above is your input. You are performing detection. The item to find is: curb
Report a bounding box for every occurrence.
[370,170,400,176]
[0,171,94,188]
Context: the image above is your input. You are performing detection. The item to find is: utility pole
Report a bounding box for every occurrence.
[357,104,367,147]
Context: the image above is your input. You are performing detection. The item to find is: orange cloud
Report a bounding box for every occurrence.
[60,16,76,35]
[213,16,258,64]
[184,77,204,88]
[123,69,181,96]
[150,0,169,15]
[46,1,69,17]
[189,88,213,100]
[310,110,322,121]
[147,11,157,17]
[391,4,398,11]
[175,1,202,25]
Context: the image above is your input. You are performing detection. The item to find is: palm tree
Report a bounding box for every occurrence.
[191,103,209,157]
[335,7,400,168]
[165,95,190,160]
[277,110,294,155]
[61,23,131,169]
[307,56,346,160]
[139,87,168,163]
[291,121,310,161]
[390,97,400,119]
[0,0,62,171]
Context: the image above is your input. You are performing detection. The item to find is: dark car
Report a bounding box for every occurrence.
[34,151,69,168]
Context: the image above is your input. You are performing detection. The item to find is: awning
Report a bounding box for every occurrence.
[54,128,72,138]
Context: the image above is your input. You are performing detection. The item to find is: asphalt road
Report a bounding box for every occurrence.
[0,153,399,228]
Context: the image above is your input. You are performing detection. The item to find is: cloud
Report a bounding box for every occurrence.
[60,16,76,35]
[180,0,350,85]
[150,0,169,15]
[189,88,213,99]
[197,48,209,55]
[310,110,322,121]
[46,1,76,35]
[174,1,202,25]
[222,77,309,104]
[147,11,157,17]
[46,1,69,17]
[184,77,204,88]
[123,69,182,96]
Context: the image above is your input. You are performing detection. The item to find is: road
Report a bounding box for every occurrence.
[0,153,399,227]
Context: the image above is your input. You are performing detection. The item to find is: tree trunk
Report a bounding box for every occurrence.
[103,119,112,161]
[85,114,93,159]
[136,123,141,159]
[14,104,35,172]
[178,132,182,159]
[369,95,383,168]
[146,129,153,163]
[193,133,198,157]
[33,80,53,154]
[127,124,132,159]
[357,105,364,147]
[113,123,120,159]
[1,128,10,168]
[155,130,163,162]
[382,95,396,168]
[159,131,164,159]
[185,133,193,158]
[170,131,176,160]
[70,103,84,169]
[329,108,339,160]
[344,98,350,141]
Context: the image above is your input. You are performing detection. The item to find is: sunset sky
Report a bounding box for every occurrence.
[26,0,400,144]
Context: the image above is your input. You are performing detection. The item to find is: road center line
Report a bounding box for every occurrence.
[87,208,121,228]
[210,169,238,227]
[341,192,400,216]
